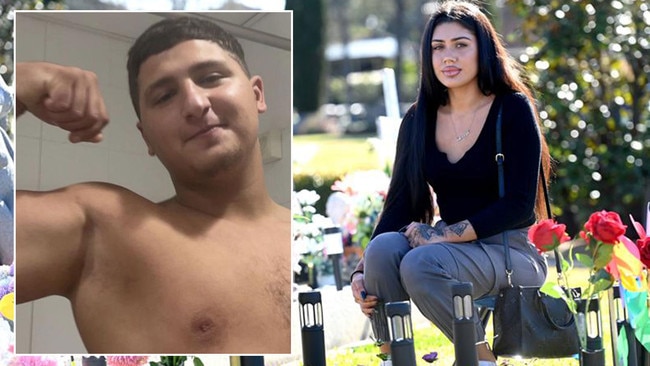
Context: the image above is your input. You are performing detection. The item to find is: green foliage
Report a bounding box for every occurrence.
[348,191,385,250]
[150,356,204,366]
[286,0,325,113]
[507,0,650,233]
[150,356,187,366]
[575,252,594,268]
[0,1,66,86]
[589,268,615,294]
[328,74,383,104]
[293,134,382,215]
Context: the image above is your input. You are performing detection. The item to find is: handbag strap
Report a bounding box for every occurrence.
[495,104,563,287]
[495,107,513,286]
[540,165,564,275]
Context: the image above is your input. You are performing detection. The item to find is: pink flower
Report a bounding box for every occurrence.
[106,356,149,366]
[10,356,59,366]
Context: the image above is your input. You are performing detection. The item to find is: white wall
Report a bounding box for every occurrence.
[15,11,291,354]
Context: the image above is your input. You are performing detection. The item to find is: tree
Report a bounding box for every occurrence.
[507,0,650,232]
[1,1,65,86]
[1,0,67,134]
[324,0,429,104]
[286,0,325,114]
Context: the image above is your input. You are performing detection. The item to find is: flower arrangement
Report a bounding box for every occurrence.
[293,189,329,257]
[9,356,60,366]
[330,170,390,250]
[292,189,332,274]
[529,210,649,355]
[149,356,203,366]
[0,263,14,366]
[106,356,149,366]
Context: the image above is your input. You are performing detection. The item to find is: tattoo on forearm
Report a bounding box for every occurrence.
[448,222,468,237]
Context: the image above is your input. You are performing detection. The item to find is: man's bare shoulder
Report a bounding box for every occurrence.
[19,182,157,217]
[77,182,161,216]
[272,204,291,222]
[64,182,148,202]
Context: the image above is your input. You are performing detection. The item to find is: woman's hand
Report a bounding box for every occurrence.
[404,222,445,248]
[351,272,377,317]
[405,220,477,247]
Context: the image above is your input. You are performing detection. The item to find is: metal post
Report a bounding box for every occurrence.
[610,284,640,366]
[82,357,106,366]
[240,356,264,366]
[579,297,606,366]
[299,291,326,366]
[608,285,622,366]
[323,226,344,290]
[385,301,416,366]
[452,283,478,366]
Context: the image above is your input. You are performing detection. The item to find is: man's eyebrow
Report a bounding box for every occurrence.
[188,60,227,73]
[143,76,175,101]
[431,36,472,43]
[142,60,228,100]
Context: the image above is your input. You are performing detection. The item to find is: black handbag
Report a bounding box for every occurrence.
[493,286,580,358]
[490,106,580,358]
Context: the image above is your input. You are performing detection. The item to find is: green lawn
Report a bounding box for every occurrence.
[325,267,616,366]
[293,133,383,177]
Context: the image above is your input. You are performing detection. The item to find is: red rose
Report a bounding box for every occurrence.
[528,219,571,252]
[638,237,650,268]
[583,211,627,244]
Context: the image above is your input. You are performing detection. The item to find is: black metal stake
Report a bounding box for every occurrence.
[452,283,478,366]
[331,253,343,290]
[82,357,106,366]
[239,356,264,366]
[385,301,416,366]
[299,291,326,366]
[579,297,605,366]
[323,226,344,291]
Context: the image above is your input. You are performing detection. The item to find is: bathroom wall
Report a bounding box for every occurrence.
[14,11,292,354]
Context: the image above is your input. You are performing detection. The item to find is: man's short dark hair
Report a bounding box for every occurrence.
[127,16,250,118]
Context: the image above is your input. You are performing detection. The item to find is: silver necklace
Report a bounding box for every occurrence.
[450,106,480,142]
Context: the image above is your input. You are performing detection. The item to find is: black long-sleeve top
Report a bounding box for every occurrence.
[373,92,541,239]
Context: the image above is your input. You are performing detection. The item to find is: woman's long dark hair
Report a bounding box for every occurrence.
[381,1,551,226]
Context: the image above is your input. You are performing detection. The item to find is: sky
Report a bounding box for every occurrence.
[110,0,286,11]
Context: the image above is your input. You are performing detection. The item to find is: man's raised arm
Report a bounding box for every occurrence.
[16,187,90,302]
[15,62,111,302]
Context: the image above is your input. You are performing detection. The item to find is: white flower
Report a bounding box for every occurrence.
[295,189,321,206]
[0,318,13,365]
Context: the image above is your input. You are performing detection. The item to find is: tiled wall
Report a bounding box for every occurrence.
[15,12,291,354]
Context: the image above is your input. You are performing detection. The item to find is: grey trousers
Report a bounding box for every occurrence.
[363,228,547,343]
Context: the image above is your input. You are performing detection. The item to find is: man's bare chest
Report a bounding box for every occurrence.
[73,220,290,353]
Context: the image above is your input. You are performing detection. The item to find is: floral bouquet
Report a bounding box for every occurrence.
[0,263,13,366]
[292,189,331,272]
[106,357,149,366]
[9,356,61,366]
[529,210,649,357]
[330,170,390,250]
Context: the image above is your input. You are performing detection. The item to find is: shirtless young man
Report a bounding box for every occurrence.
[15,16,291,354]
